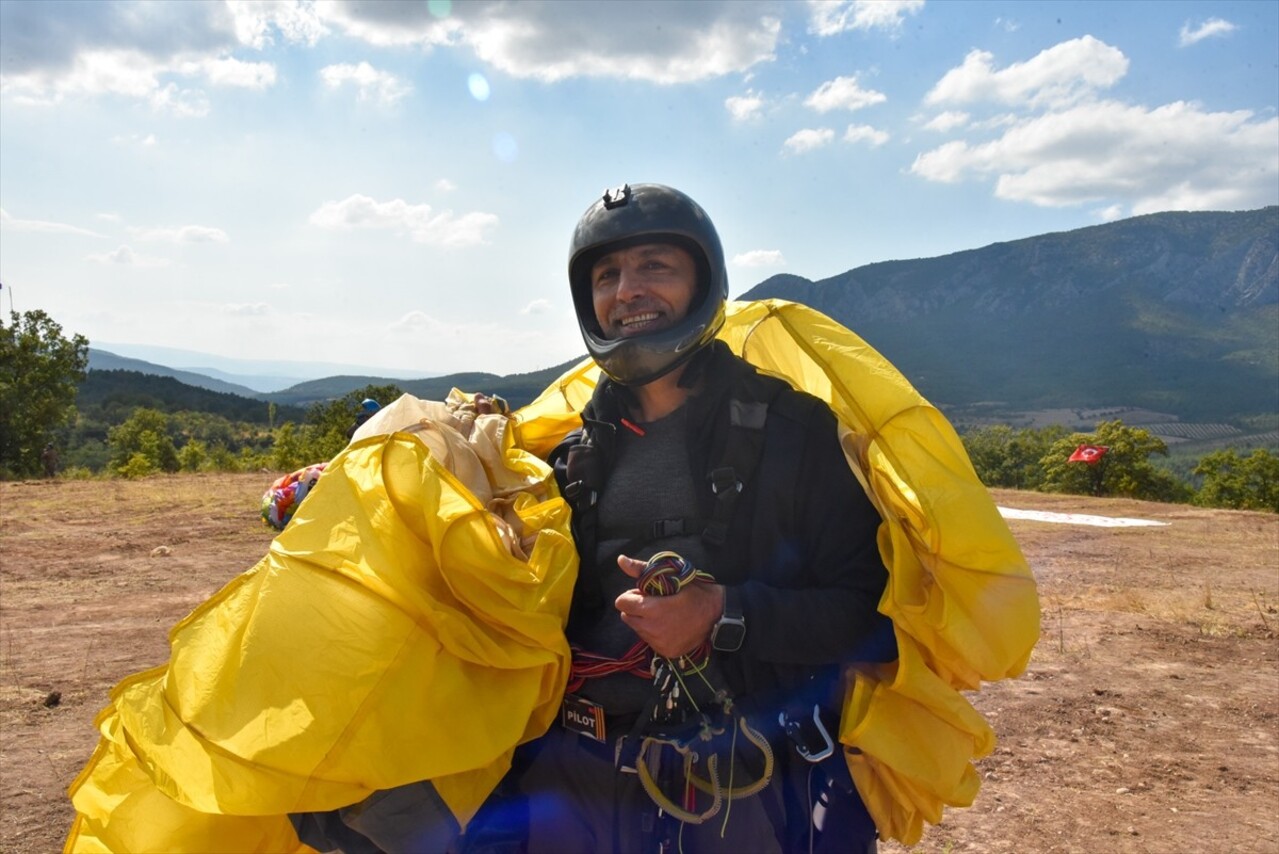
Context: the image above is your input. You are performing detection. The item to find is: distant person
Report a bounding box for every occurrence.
[346,398,381,440]
[41,443,58,478]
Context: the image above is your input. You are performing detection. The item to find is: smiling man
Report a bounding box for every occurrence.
[507,183,895,854]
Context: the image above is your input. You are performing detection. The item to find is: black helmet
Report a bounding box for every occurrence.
[568,183,727,386]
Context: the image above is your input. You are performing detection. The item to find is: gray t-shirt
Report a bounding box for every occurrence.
[574,405,709,714]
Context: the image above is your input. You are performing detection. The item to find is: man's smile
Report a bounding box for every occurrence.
[616,310,664,335]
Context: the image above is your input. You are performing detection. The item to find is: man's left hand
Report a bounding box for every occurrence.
[614,555,723,659]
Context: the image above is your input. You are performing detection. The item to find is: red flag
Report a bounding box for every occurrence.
[1069,444,1109,465]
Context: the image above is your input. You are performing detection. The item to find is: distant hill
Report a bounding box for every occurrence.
[89,350,263,398]
[92,343,426,392]
[78,370,308,424]
[268,359,587,409]
[89,346,586,410]
[742,207,1278,422]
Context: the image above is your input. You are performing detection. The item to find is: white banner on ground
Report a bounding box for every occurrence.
[998,507,1170,528]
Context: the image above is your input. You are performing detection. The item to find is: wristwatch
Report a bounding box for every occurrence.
[711,586,747,652]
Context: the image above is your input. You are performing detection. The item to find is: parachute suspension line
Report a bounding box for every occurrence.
[565,641,650,694]
[565,551,714,693]
[629,552,775,828]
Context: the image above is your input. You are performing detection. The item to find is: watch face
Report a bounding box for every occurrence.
[713,618,746,652]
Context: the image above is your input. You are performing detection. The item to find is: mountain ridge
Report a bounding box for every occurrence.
[742,206,1277,421]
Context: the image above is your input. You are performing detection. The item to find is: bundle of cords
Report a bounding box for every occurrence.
[565,551,715,693]
[629,553,775,831]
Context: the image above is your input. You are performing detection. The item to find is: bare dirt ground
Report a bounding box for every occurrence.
[1,474,1276,853]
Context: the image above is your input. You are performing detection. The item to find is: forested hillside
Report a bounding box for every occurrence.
[79,370,306,424]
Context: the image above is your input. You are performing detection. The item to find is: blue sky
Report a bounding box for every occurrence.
[1,0,1276,379]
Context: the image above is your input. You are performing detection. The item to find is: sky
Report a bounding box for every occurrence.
[1,0,1276,380]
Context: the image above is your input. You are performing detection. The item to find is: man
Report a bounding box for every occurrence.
[514,183,894,853]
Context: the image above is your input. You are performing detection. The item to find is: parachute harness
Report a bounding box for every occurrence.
[622,552,776,830]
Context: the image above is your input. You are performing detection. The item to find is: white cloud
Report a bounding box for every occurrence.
[195,56,277,89]
[222,302,270,316]
[808,0,925,36]
[843,124,890,146]
[149,81,211,117]
[226,0,329,49]
[323,1,781,84]
[435,178,458,192]
[783,128,836,154]
[520,299,552,315]
[111,132,159,147]
[726,92,765,121]
[926,36,1128,109]
[314,2,460,49]
[3,2,781,100]
[1095,204,1125,222]
[320,62,412,105]
[0,208,102,237]
[129,224,229,243]
[733,249,785,267]
[0,46,269,115]
[909,100,1279,214]
[805,75,886,113]
[86,245,169,267]
[923,110,970,132]
[994,16,1020,34]
[1179,18,1237,47]
[389,310,451,334]
[309,194,499,247]
[0,2,276,111]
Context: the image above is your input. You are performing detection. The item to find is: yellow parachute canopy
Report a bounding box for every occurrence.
[66,400,578,852]
[67,300,1038,850]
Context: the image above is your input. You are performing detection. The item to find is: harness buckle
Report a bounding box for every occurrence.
[650,519,687,538]
[563,481,597,508]
[779,704,836,763]
[708,466,741,495]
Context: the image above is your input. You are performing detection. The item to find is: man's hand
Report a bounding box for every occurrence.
[614,555,724,659]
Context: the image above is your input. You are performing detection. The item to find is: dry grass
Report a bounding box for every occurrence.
[1,477,1276,854]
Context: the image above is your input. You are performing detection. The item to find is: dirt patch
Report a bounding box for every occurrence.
[2,476,1277,852]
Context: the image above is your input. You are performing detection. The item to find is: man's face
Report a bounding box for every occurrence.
[590,242,698,340]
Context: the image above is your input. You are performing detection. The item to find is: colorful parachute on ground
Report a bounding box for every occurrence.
[260,463,327,530]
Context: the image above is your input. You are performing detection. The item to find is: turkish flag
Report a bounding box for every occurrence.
[1069,444,1109,465]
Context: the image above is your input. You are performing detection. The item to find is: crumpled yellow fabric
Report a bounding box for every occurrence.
[513,299,1040,845]
[67,301,1035,850]
[65,395,578,853]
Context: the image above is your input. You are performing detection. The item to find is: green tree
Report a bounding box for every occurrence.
[178,439,209,472]
[300,384,403,462]
[207,443,240,472]
[963,424,1067,490]
[1040,420,1192,501]
[108,408,179,475]
[1194,448,1279,512]
[0,309,89,478]
[270,422,309,471]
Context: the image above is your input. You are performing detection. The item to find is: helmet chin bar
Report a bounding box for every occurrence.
[586,320,714,386]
